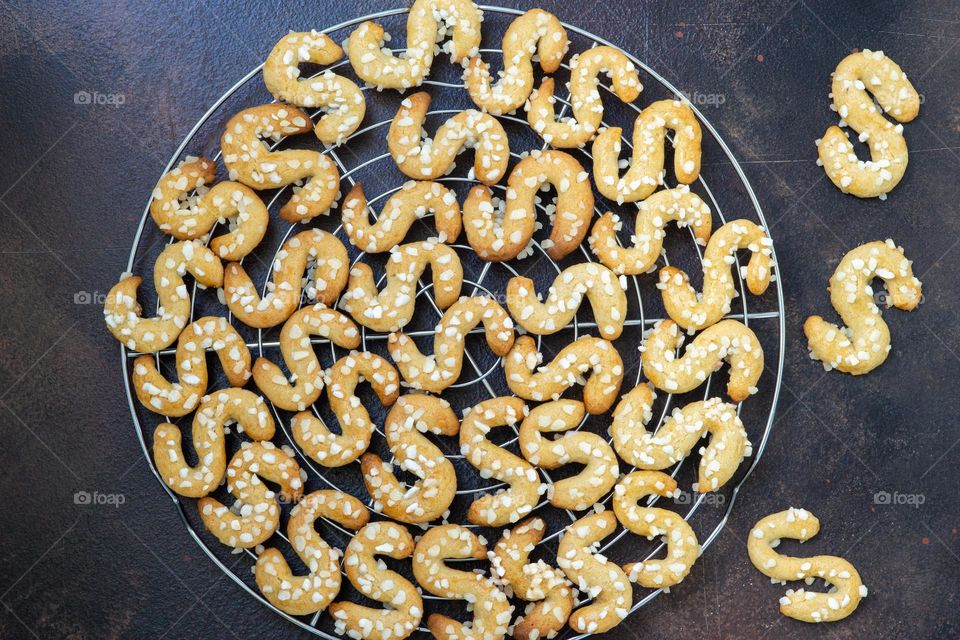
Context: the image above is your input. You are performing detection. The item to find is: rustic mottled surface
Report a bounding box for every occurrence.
[1,0,958,638]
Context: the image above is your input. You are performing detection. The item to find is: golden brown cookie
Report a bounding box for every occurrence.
[221,104,341,223]
[104,240,224,353]
[748,508,867,623]
[613,471,700,589]
[361,394,459,524]
[608,382,655,461]
[463,150,594,261]
[464,9,568,115]
[291,351,400,467]
[346,0,483,90]
[387,92,510,185]
[256,490,369,616]
[804,239,922,375]
[153,388,274,498]
[134,315,251,417]
[504,335,624,415]
[557,511,632,634]
[198,441,303,548]
[149,157,269,261]
[658,218,773,331]
[592,99,702,203]
[506,262,627,340]
[589,185,713,275]
[263,31,365,145]
[489,518,573,640]
[412,524,513,640]
[527,46,642,148]
[341,181,463,253]
[223,228,349,329]
[818,50,920,198]
[388,296,515,393]
[519,400,619,511]
[460,397,541,526]
[330,521,424,640]
[342,240,463,332]
[611,388,750,493]
[252,304,361,411]
[641,318,764,402]
[150,157,216,234]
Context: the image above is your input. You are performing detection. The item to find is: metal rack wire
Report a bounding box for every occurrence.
[119,5,785,639]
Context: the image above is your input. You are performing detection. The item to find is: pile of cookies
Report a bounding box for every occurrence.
[104,2,924,637]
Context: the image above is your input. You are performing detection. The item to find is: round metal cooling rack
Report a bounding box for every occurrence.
[119,5,785,639]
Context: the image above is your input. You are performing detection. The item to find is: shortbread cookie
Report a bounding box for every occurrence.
[330,521,424,640]
[361,394,459,524]
[463,150,594,261]
[104,240,223,353]
[609,383,655,462]
[263,31,365,145]
[412,525,513,640]
[527,46,642,148]
[490,518,573,640]
[149,158,269,260]
[641,319,763,402]
[613,471,700,589]
[658,219,772,331]
[388,92,510,185]
[519,400,619,510]
[341,181,463,253]
[611,387,750,492]
[134,315,251,417]
[460,397,541,526]
[589,185,713,275]
[198,441,303,548]
[388,296,515,393]
[507,262,627,340]
[804,239,922,375]
[341,240,463,332]
[748,508,867,623]
[504,336,624,415]
[153,388,274,498]
[818,50,920,198]
[223,228,349,328]
[592,99,702,203]
[150,157,217,236]
[221,104,341,222]
[291,351,400,467]
[252,304,361,411]
[557,511,632,634]
[256,490,369,615]
[464,9,568,115]
[347,0,483,90]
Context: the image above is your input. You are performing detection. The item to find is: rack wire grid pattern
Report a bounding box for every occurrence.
[119,5,785,639]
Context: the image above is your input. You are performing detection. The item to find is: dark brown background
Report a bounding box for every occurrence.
[1,0,959,638]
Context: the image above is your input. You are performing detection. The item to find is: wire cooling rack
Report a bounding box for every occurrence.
[119,5,785,638]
